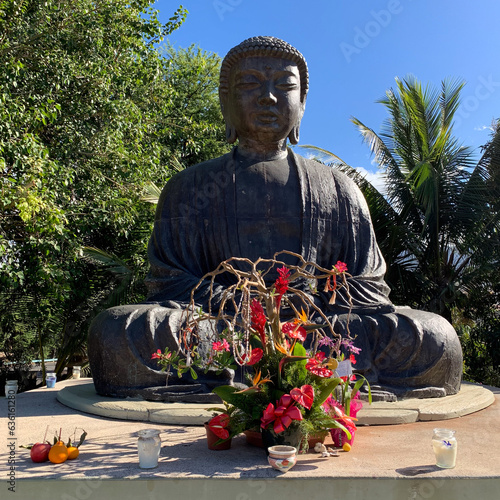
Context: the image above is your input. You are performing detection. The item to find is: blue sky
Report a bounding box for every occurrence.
[154,0,500,183]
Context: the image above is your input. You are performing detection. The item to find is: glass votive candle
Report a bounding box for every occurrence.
[5,380,18,397]
[137,429,161,469]
[46,373,56,388]
[72,366,81,379]
[432,428,457,468]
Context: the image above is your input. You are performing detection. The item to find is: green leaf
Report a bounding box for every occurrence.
[316,377,342,407]
[212,385,240,405]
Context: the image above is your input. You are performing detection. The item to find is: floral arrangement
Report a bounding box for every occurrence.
[153,251,370,451]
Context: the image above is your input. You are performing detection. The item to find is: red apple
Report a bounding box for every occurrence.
[30,442,51,463]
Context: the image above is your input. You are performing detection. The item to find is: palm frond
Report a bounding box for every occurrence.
[142,181,163,204]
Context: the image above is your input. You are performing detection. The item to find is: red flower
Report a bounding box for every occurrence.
[306,352,334,378]
[290,385,314,410]
[260,394,303,434]
[151,349,171,361]
[334,261,348,273]
[245,347,264,366]
[274,266,290,309]
[349,354,357,365]
[282,322,307,342]
[250,299,267,347]
[208,413,230,440]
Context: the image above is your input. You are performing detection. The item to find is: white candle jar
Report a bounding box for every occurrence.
[137,429,161,469]
[432,428,457,468]
[5,380,18,396]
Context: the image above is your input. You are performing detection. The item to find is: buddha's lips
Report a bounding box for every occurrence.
[256,112,279,123]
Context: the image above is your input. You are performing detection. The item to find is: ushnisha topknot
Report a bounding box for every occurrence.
[219,36,309,100]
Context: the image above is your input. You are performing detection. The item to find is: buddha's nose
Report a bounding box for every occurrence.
[258,86,278,105]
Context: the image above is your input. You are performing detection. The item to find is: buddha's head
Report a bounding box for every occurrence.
[219,36,309,147]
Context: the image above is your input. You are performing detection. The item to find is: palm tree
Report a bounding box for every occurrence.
[302,77,500,320]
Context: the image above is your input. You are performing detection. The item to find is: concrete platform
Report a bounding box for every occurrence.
[56,379,495,425]
[2,379,499,500]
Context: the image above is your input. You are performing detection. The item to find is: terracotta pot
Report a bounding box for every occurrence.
[204,423,232,450]
[244,429,265,448]
[306,431,328,450]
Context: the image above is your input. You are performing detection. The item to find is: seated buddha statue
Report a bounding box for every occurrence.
[88,36,462,400]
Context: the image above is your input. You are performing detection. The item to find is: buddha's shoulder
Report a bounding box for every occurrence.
[168,152,233,184]
[295,154,360,190]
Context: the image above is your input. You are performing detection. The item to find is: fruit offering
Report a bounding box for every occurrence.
[26,427,87,464]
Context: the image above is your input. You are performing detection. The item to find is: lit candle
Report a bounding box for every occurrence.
[432,428,457,468]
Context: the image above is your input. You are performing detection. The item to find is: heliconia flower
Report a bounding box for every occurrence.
[250,298,267,347]
[212,339,230,352]
[281,322,307,342]
[274,266,290,309]
[260,393,303,434]
[334,261,348,273]
[290,385,314,410]
[306,351,334,378]
[245,347,264,366]
[208,413,230,440]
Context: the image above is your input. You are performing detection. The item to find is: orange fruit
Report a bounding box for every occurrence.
[342,443,351,452]
[67,446,79,460]
[48,441,68,464]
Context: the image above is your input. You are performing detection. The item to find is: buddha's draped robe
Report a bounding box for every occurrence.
[88,149,462,398]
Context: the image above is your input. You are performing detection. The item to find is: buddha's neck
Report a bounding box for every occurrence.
[236,138,288,162]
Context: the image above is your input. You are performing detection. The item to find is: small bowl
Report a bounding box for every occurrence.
[267,445,297,473]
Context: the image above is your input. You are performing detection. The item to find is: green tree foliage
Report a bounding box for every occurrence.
[0,0,229,376]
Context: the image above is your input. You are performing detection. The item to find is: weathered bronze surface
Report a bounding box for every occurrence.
[88,37,462,401]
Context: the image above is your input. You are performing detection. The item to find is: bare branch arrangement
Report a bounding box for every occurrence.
[178,251,353,367]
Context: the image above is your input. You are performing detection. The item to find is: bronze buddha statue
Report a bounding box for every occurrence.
[88,37,462,400]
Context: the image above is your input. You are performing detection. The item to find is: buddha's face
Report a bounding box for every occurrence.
[224,56,304,144]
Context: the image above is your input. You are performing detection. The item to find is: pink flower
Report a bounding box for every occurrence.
[260,394,303,434]
[282,322,307,342]
[212,339,230,352]
[208,413,230,440]
[290,385,314,410]
[349,394,363,418]
[335,261,348,273]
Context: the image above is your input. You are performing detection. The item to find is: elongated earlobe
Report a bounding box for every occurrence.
[226,123,237,144]
[288,123,300,145]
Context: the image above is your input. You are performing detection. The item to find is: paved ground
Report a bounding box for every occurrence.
[1,378,499,481]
